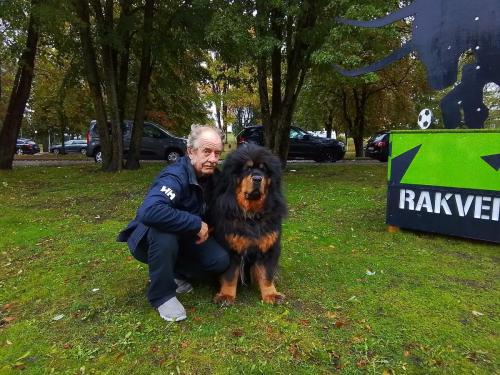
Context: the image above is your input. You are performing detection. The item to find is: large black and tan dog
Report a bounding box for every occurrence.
[211,144,287,305]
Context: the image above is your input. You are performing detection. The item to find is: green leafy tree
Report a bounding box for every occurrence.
[295,0,431,156]
[207,0,336,163]
[200,52,260,141]
[0,0,41,169]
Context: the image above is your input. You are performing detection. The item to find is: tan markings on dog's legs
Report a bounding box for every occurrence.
[251,264,285,304]
[225,234,253,254]
[213,267,240,305]
[256,231,278,253]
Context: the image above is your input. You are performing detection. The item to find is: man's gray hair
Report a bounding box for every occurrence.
[187,126,223,149]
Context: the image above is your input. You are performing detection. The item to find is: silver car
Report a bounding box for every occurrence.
[50,139,88,155]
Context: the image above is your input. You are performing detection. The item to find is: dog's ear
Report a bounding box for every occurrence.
[262,154,287,218]
[211,162,242,218]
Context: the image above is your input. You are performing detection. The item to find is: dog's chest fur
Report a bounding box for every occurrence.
[223,216,279,255]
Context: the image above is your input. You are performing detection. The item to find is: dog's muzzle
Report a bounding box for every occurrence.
[244,175,264,200]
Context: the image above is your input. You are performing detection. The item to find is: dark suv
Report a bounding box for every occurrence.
[236,126,346,162]
[86,120,187,163]
[365,131,390,162]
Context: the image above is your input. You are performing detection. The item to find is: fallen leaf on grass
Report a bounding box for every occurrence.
[351,335,364,344]
[334,320,346,329]
[288,343,300,359]
[356,359,368,368]
[465,350,490,363]
[63,343,73,349]
[232,329,244,337]
[1,316,16,326]
[52,314,65,321]
[180,341,189,348]
[404,350,411,357]
[329,352,341,369]
[298,319,310,327]
[326,311,337,319]
[13,362,26,370]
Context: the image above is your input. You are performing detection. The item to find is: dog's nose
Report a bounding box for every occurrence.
[252,175,263,183]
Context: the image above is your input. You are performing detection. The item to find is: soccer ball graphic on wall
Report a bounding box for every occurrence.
[417,109,433,129]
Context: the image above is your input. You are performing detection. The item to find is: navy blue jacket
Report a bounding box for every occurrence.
[117,156,216,251]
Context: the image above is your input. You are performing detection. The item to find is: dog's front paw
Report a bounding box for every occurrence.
[262,292,285,305]
[213,293,235,306]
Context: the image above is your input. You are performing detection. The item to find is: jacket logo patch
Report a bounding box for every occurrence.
[160,186,176,200]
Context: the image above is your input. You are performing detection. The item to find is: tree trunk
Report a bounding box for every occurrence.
[222,80,229,143]
[117,0,132,128]
[325,107,334,138]
[353,135,364,157]
[255,0,317,165]
[73,0,112,170]
[95,0,123,171]
[126,0,154,170]
[0,0,39,170]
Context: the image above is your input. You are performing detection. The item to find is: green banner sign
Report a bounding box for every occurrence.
[387,130,500,243]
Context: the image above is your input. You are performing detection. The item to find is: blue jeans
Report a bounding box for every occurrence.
[131,227,229,308]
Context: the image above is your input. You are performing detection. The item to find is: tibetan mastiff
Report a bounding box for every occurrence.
[210,144,287,305]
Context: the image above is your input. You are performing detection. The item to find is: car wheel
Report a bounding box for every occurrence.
[80,148,87,155]
[16,148,23,155]
[166,149,181,163]
[94,150,102,163]
[53,148,60,155]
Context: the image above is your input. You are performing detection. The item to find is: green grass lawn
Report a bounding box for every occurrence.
[0,163,498,374]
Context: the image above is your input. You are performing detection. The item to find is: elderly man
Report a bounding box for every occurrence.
[118,126,229,322]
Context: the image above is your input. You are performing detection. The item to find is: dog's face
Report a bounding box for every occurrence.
[213,144,285,220]
[235,159,272,213]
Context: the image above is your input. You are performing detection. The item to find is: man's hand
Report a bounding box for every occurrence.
[196,221,209,244]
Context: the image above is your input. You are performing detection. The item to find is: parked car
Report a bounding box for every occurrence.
[16,138,40,155]
[365,131,390,162]
[86,120,187,163]
[236,125,346,162]
[50,139,88,155]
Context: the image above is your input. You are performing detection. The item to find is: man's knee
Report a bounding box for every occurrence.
[147,227,179,260]
[206,252,230,274]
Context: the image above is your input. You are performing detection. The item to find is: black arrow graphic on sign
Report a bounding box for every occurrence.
[481,154,500,171]
[390,144,422,184]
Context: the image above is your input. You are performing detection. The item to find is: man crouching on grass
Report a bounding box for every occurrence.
[117,126,229,322]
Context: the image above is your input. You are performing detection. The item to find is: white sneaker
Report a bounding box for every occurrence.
[174,278,193,294]
[157,296,187,322]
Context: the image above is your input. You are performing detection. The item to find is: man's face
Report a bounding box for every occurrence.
[187,131,223,177]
